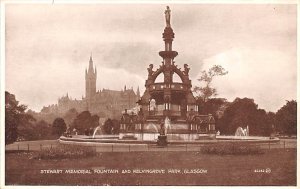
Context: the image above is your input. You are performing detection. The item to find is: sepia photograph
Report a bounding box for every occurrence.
[1,0,298,187]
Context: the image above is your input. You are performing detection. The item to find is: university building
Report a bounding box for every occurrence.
[41,56,140,119]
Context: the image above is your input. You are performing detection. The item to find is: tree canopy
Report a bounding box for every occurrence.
[193,65,228,102]
[275,100,297,136]
[218,98,274,136]
[5,91,35,145]
[70,111,99,134]
[102,119,120,134]
[52,117,67,137]
[63,108,78,126]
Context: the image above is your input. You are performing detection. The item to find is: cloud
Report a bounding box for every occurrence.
[5,4,296,112]
[195,47,296,112]
[100,42,159,75]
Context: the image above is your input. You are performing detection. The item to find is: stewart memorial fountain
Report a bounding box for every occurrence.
[59,6,279,147]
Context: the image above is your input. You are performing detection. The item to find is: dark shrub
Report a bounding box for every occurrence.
[52,118,67,137]
[201,143,264,155]
[34,144,96,159]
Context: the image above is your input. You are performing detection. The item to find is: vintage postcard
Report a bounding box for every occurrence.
[1,0,298,187]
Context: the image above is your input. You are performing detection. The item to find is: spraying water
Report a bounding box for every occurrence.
[92,125,101,138]
[144,123,159,132]
[235,126,249,136]
[164,116,171,134]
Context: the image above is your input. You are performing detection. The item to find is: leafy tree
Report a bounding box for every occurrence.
[17,119,36,141]
[198,98,229,117]
[35,120,52,139]
[103,118,113,134]
[70,111,99,134]
[218,98,273,136]
[193,65,228,102]
[27,109,60,127]
[91,115,100,128]
[41,106,51,114]
[197,98,230,132]
[18,119,54,141]
[251,109,271,136]
[52,118,67,137]
[111,119,120,134]
[5,91,35,145]
[218,98,256,135]
[63,108,78,126]
[275,100,297,136]
[264,112,276,136]
[102,119,120,134]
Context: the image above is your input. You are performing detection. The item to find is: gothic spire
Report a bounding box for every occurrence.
[88,53,94,72]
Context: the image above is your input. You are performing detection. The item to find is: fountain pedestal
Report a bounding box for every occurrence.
[157,135,168,146]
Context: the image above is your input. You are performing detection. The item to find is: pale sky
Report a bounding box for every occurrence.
[5,3,297,112]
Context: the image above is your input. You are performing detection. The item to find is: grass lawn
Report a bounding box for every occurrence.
[5,149,296,186]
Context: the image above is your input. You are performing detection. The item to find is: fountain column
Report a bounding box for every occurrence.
[159,6,178,118]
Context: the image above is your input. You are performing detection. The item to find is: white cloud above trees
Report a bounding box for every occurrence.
[5,4,296,112]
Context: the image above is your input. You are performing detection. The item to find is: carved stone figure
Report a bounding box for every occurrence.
[183,64,190,75]
[165,6,171,27]
[147,64,154,75]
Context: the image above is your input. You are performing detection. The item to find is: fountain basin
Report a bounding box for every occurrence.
[59,135,280,146]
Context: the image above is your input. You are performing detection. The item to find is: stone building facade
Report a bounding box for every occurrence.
[41,56,140,119]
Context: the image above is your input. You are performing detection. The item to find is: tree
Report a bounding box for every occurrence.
[263,112,276,136]
[111,119,120,134]
[198,98,228,116]
[41,106,51,114]
[5,91,35,145]
[275,100,297,136]
[103,118,113,134]
[251,109,271,136]
[218,98,273,136]
[17,119,36,141]
[52,118,67,137]
[35,120,52,140]
[193,65,228,102]
[218,98,256,135]
[70,111,99,134]
[63,108,78,126]
[197,98,230,132]
[17,119,54,141]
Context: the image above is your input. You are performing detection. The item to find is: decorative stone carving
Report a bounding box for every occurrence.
[183,64,190,75]
[147,64,154,75]
[165,6,171,27]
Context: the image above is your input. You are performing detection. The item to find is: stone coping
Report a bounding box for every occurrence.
[59,135,280,145]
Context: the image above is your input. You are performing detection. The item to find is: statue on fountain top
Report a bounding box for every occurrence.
[165,6,171,28]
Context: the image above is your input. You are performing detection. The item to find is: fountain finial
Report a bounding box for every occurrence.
[165,6,171,27]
